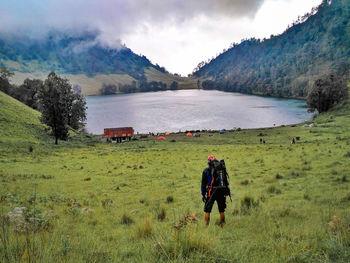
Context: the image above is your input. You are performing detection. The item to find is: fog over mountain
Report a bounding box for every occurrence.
[0,0,263,46]
[0,0,320,75]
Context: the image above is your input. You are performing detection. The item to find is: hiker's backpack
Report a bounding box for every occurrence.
[208,159,230,196]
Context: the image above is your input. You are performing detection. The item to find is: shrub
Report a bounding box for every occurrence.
[267,185,276,193]
[101,199,113,209]
[61,235,72,256]
[267,185,282,194]
[290,170,300,177]
[240,179,250,185]
[166,196,174,203]
[322,238,349,262]
[336,176,348,183]
[157,207,166,221]
[341,192,350,202]
[240,195,259,214]
[100,83,117,95]
[304,193,311,200]
[275,173,283,179]
[307,73,348,113]
[121,213,134,225]
[85,252,112,262]
[154,229,211,260]
[137,219,154,238]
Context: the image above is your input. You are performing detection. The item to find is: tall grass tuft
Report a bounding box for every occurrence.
[0,215,11,262]
[240,195,260,214]
[275,173,283,179]
[120,213,134,225]
[157,207,166,221]
[240,179,250,185]
[60,235,72,256]
[155,228,213,261]
[166,196,174,203]
[136,219,154,238]
[267,185,282,194]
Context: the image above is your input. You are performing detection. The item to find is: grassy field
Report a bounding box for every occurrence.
[0,89,350,263]
[10,67,198,96]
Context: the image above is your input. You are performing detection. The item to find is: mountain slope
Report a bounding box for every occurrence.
[0,91,47,144]
[0,32,198,95]
[194,0,350,98]
[0,32,159,78]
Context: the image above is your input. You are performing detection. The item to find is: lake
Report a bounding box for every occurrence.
[85,89,313,134]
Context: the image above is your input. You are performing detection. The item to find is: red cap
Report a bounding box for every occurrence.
[208,155,216,163]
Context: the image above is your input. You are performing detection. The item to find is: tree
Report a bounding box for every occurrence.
[13,79,43,109]
[307,73,348,113]
[100,83,117,95]
[38,72,86,144]
[0,67,14,94]
[170,81,178,90]
[69,93,87,130]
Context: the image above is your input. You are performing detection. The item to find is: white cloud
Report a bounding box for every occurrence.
[123,0,322,75]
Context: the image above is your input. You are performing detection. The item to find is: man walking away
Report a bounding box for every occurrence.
[201,155,230,227]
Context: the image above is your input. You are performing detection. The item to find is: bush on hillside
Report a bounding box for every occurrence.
[170,81,178,90]
[100,83,117,95]
[307,74,348,113]
[0,66,14,94]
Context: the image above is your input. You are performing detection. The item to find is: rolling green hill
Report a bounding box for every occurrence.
[0,91,48,144]
[194,0,350,98]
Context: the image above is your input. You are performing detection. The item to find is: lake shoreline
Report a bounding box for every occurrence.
[85,88,307,101]
[85,89,313,134]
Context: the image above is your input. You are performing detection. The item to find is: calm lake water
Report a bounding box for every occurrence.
[85,89,313,134]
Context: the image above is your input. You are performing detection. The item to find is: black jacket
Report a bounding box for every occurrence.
[201,167,210,196]
[201,164,230,196]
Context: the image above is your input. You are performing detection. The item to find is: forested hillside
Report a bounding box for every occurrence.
[193,0,349,98]
[0,32,166,79]
[0,32,197,95]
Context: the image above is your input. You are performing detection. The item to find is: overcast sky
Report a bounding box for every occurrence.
[0,0,322,75]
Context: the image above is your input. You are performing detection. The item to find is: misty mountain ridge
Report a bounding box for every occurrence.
[0,30,200,95]
[1,0,349,97]
[0,30,165,78]
[193,0,349,98]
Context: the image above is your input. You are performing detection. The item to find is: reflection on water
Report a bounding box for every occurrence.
[85,89,313,134]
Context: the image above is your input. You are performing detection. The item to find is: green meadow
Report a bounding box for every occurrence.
[1,89,350,262]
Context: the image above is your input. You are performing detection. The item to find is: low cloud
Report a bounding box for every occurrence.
[0,0,265,47]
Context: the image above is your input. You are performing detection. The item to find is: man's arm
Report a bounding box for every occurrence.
[201,169,208,196]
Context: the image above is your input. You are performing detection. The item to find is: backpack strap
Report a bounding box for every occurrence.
[208,166,216,197]
[208,176,214,197]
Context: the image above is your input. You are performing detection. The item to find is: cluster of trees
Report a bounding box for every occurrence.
[307,73,348,113]
[140,81,167,92]
[100,83,118,95]
[99,80,179,94]
[119,81,137,93]
[0,67,87,144]
[194,0,350,98]
[170,81,179,90]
